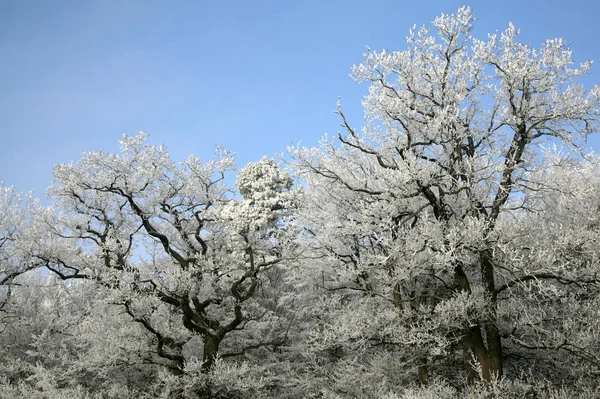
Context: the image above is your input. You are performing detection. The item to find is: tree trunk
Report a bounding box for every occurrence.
[394,283,430,385]
[414,349,430,386]
[462,323,502,384]
[479,249,503,382]
[456,254,503,385]
[202,333,221,371]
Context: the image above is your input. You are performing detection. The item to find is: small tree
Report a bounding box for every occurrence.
[293,7,600,386]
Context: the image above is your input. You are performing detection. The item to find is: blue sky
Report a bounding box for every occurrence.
[1,0,599,197]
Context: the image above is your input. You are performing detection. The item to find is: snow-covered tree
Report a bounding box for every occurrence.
[0,183,48,318]
[0,272,157,398]
[292,6,600,388]
[35,133,297,386]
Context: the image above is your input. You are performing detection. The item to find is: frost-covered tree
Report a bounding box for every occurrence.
[492,152,600,387]
[35,133,297,386]
[0,272,157,398]
[292,6,600,388]
[0,184,44,310]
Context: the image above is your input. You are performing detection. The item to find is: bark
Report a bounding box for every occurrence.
[393,282,430,385]
[202,333,221,371]
[414,350,430,386]
[463,324,502,384]
[456,254,503,384]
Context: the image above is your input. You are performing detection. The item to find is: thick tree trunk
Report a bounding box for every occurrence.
[479,249,503,382]
[462,323,502,384]
[414,349,430,386]
[456,253,503,385]
[394,283,430,385]
[202,333,221,371]
[194,334,222,398]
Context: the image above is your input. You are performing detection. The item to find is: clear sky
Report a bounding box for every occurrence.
[1,0,600,198]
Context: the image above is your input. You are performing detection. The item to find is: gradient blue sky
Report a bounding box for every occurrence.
[1,0,599,197]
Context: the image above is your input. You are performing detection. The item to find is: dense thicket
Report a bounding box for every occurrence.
[2,7,600,398]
